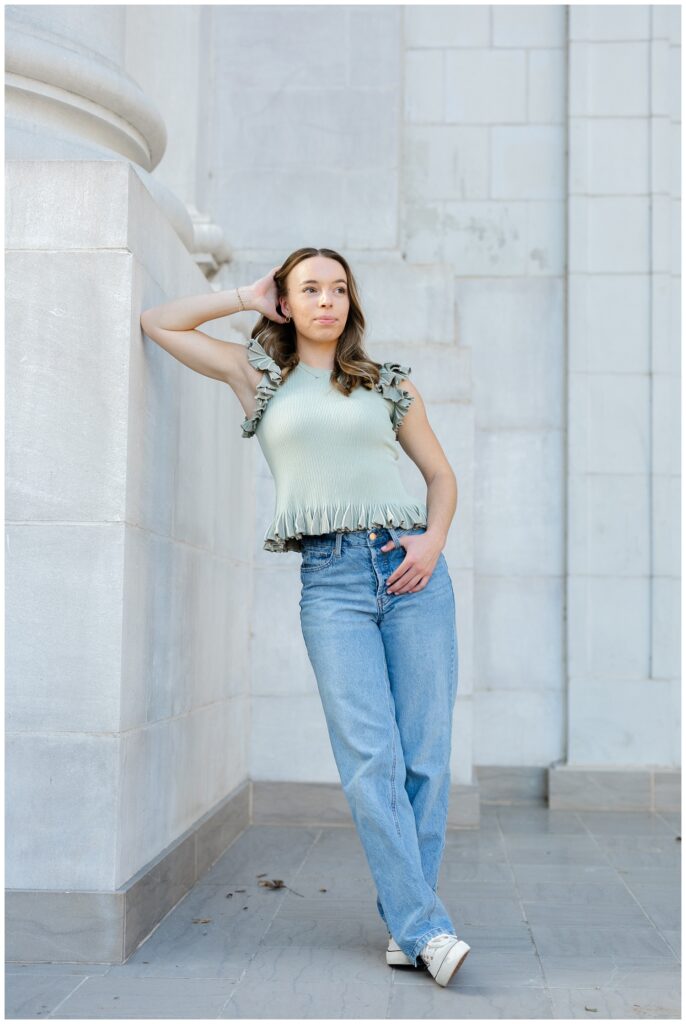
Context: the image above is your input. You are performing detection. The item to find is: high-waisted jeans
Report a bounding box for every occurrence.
[298,523,459,967]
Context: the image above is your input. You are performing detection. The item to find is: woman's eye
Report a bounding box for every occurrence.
[303,287,347,294]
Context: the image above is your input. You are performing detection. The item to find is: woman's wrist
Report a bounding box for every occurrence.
[234,285,257,312]
[141,286,254,331]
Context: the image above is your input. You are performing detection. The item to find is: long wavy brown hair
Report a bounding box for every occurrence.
[249,247,386,396]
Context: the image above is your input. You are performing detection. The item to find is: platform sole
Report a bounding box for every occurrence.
[432,940,471,986]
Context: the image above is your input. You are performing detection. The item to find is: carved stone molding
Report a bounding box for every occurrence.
[5,24,166,168]
[6,17,230,274]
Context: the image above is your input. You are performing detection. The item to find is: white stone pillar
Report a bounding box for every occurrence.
[6,7,249,964]
[553,5,680,809]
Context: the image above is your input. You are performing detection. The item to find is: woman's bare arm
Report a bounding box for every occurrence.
[139,287,258,386]
[139,265,287,387]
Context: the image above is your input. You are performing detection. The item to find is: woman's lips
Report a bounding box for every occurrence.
[316,317,337,323]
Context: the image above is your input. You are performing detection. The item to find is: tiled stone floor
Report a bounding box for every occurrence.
[6,805,681,1019]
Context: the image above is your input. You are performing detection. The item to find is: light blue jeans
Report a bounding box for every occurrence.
[298,524,459,967]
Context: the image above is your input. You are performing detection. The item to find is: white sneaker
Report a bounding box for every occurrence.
[385,933,414,967]
[419,932,471,987]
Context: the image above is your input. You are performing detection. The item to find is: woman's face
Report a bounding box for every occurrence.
[280,256,350,341]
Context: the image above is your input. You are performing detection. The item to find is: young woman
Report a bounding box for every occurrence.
[140,246,470,988]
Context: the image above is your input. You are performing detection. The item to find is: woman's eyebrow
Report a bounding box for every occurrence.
[300,279,347,285]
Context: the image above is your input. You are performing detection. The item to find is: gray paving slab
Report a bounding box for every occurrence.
[547,982,681,1019]
[5,808,681,1019]
[386,980,556,1018]
[217,945,391,1019]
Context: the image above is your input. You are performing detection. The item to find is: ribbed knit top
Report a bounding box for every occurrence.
[240,337,428,553]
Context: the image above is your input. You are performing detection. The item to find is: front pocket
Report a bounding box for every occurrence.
[395,526,427,539]
[300,546,336,572]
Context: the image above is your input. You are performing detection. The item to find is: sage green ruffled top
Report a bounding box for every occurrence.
[241,337,428,553]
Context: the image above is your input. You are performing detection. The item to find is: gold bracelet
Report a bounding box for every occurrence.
[236,287,245,311]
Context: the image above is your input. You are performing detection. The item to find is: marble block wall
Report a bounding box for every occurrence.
[399,4,569,767]
[206,5,562,780]
[206,5,477,787]
[205,3,680,781]
[566,5,681,764]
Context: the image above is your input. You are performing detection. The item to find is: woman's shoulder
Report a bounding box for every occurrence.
[375,360,412,389]
[372,360,415,437]
[240,337,284,438]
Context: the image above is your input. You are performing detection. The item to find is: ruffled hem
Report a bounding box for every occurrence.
[241,337,283,438]
[262,501,428,552]
[374,362,414,438]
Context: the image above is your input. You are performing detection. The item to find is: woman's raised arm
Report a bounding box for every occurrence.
[139,265,287,386]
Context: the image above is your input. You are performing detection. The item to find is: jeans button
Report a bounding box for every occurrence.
[369,531,377,540]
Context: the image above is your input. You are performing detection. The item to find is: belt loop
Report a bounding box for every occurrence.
[335,531,343,557]
[387,525,401,548]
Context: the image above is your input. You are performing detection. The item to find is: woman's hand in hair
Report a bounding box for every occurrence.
[250,265,290,325]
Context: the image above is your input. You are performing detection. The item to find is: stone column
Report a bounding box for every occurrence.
[551,5,681,810]
[6,6,250,964]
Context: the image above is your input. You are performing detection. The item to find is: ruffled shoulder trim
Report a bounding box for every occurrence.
[241,337,283,438]
[373,362,414,438]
